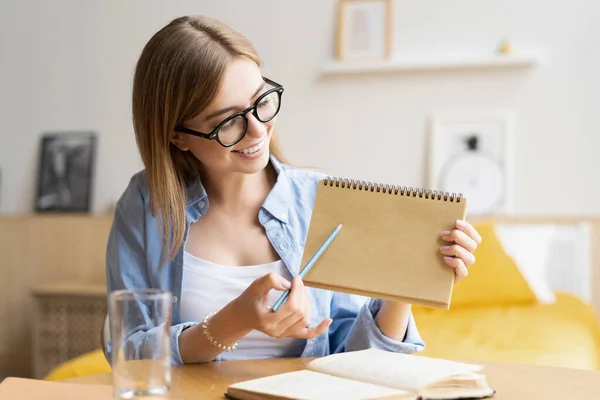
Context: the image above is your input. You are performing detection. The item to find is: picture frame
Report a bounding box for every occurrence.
[336,0,392,61]
[35,131,97,213]
[427,110,515,216]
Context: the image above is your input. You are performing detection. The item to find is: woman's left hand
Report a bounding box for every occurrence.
[439,220,482,283]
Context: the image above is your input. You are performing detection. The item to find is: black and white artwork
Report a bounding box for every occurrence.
[35,132,96,212]
[428,111,515,216]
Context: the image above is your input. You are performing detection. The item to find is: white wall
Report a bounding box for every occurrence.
[1,0,599,215]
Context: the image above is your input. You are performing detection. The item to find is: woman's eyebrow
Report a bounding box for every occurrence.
[205,81,266,122]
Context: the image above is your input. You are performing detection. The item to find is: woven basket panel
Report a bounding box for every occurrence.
[34,296,106,378]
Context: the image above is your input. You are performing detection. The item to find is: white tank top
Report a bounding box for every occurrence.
[180,251,305,360]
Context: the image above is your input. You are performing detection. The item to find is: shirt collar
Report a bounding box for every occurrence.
[184,176,208,223]
[261,154,291,224]
[184,153,291,224]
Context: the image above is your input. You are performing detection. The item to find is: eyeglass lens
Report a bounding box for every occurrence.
[217,90,280,146]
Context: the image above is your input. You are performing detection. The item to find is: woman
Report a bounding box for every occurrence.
[106,15,482,365]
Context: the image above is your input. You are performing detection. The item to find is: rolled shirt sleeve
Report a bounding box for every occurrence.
[329,293,425,355]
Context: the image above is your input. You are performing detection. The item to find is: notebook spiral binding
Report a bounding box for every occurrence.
[323,177,463,202]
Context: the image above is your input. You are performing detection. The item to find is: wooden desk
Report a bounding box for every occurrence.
[63,357,600,399]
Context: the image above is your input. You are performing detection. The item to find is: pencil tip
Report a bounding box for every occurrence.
[337,224,342,229]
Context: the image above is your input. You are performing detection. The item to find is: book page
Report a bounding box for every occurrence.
[419,386,496,400]
[228,370,416,400]
[421,373,495,399]
[306,349,483,392]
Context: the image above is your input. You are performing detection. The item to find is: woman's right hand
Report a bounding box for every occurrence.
[233,272,332,340]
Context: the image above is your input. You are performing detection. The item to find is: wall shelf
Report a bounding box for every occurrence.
[320,52,541,75]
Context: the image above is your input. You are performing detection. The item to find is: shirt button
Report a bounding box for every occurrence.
[280,213,287,221]
[198,201,206,209]
[172,296,178,304]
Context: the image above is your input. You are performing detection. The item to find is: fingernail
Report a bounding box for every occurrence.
[326,319,333,327]
[440,246,450,252]
[282,280,291,289]
[441,231,450,237]
[444,256,453,262]
[456,220,465,227]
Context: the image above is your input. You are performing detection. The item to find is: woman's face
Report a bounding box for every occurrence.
[172,57,277,176]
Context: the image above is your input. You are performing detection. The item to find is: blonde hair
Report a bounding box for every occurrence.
[132,15,288,262]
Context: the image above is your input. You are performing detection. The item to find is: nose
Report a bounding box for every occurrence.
[245,112,267,138]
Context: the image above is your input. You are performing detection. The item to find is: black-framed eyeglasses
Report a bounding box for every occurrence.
[174,77,284,148]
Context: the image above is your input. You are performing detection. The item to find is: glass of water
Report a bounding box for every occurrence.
[109,289,172,399]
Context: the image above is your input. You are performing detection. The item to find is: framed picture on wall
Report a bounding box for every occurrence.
[427,110,515,216]
[35,131,97,213]
[336,0,392,60]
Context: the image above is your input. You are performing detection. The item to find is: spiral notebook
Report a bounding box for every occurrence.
[302,177,468,309]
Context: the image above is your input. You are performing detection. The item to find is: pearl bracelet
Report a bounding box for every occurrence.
[201,311,239,352]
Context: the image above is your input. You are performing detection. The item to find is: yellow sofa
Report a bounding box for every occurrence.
[413,222,600,371]
[413,291,600,370]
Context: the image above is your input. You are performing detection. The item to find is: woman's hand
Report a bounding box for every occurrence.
[439,219,482,283]
[180,272,330,363]
[234,272,332,339]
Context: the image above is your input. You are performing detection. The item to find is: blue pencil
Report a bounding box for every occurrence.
[272,223,343,312]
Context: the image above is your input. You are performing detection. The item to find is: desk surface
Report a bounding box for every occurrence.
[63,357,600,399]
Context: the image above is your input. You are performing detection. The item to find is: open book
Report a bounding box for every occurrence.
[226,348,495,400]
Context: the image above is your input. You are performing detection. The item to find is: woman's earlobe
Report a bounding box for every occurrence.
[170,132,190,151]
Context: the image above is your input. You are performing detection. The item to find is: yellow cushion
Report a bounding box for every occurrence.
[44,349,111,381]
[450,223,537,308]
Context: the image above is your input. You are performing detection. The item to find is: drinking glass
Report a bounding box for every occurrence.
[109,289,172,399]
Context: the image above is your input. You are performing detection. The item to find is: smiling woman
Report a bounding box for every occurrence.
[131,24,288,261]
[106,14,481,369]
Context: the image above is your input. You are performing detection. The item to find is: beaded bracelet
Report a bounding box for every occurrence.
[201,311,239,352]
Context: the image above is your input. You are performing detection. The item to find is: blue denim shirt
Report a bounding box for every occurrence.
[106,155,425,365]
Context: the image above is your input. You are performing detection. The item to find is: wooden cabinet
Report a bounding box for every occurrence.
[0,214,112,378]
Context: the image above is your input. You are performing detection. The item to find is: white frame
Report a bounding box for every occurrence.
[427,110,516,215]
